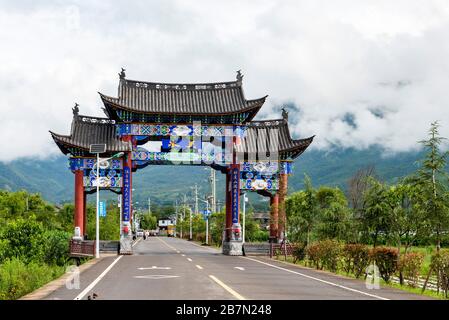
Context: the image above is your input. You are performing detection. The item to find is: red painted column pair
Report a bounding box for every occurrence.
[270,193,279,242]
[74,169,85,237]
[278,173,288,240]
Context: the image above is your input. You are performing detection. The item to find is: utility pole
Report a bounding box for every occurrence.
[195,184,199,217]
[210,168,216,213]
[148,197,151,215]
[184,194,192,240]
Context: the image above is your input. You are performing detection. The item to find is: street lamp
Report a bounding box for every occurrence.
[241,192,248,244]
[90,144,123,259]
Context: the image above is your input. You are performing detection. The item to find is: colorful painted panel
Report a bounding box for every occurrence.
[116,123,247,137]
[280,161,293,174]
[241,161,279,175]
[83,168,122,188]
[240,178,279,191]
[132,151,226,165]
[70,158,122,170]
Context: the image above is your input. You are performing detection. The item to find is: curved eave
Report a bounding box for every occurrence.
[99,92,267,118]
[49,130,132,157]
[287,135,315,159]
[49,131,71,155]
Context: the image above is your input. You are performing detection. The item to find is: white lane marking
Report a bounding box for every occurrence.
[196,265,203,270]
[138,266,171,270]
[182,254,186,257]
[234,267,245,271]
[176,251,181,253]
[132,238,142,247]
[209,275,246,300]
[188,240,220,252]
[74,256,123,300]
[242,257,389,300]
[187,258,193,262]
[134,275,179,280]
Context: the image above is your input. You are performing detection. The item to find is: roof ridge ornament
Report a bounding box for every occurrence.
[119,67,126,79]
[72,103,79,117]
[282,107,288,121]
[236,69,243,83]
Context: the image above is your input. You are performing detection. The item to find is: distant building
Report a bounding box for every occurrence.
[158,217,176,230]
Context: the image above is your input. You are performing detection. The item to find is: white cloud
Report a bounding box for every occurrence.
[1,0,449,161]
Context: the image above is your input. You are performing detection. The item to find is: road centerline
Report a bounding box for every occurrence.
[209,275,246,300]
[196,265,203,270]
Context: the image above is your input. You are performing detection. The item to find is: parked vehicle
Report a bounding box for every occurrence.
[136,229,144,237]
[167,225,175,237]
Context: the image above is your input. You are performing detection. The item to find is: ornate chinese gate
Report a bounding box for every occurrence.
[50,69,313,255]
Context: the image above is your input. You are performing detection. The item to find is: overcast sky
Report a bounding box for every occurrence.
[1,0,449,162]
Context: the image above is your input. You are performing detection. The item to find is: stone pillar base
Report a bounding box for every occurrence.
[222,241,243,256]
[119,236,133,255]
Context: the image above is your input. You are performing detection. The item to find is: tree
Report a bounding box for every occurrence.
[140,213,157,230]
[315,186,353,241]
[360,177,392,246]
[286,174,318,246]
[410,121,449,252]
[347,165,375,214]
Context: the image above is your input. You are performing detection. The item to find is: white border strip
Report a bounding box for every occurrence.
[242,257,389,300]
[74,256,123,300]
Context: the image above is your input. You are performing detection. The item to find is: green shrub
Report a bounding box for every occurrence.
[306,242,322,269]
[0,218,45,263]
[0,239,9,264]
[370,247,398,283]
[429,252,449,298]
[0,258,64,300]
[292,243,306,263]
[342,244,370,278]
[306,240,342,272]
[398,252,424,287]
[42,230,70,266]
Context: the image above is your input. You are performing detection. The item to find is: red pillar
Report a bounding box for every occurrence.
[83,191,87,238]
[225,169,232,241]
[270,193,279,242]
[278,173,288,240]
[74,170,84,236]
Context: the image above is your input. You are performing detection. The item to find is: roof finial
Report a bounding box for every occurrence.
[236,69,243,82]
[72,103,79,116]
[119,67,126,79]
[282,107,288,121]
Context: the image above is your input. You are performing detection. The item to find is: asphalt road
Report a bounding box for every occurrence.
[43,237,431,300]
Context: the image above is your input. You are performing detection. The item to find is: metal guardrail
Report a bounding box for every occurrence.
[243,243,271,256]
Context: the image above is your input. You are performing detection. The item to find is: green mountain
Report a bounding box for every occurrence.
[0,146,424,211]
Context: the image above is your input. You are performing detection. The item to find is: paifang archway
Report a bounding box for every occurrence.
[50,69,314,256]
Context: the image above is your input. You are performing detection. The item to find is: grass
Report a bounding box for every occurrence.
[0,258,66,300]
[273,252,448,300]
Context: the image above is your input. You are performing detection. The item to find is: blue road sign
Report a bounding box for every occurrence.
[99,201,106,217]
[202,209,211,220]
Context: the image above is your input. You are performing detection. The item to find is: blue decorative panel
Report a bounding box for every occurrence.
[123,166,131,222]
[231,166,240,224]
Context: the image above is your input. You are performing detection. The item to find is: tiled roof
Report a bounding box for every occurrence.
[100,74,266,119]
[49,115,132,156]
[236,119,314,160]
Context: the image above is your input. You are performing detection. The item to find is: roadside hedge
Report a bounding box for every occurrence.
[342,244,370,278]
[398,252,424,287]
[369,247,398,283]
